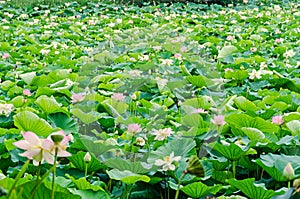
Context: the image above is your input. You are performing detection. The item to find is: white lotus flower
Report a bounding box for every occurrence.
[154,152,181,171]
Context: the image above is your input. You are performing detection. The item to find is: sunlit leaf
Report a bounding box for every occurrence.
[107,169,150,184]
[227,178,284,199]
[14,111,53,137]
[181,181,222,198]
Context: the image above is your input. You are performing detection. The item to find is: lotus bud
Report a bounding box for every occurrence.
[293,178,300,188]
[84,152,91,163]
[283,163,294,180]
[51,134,64,144]
[185,155,205,177]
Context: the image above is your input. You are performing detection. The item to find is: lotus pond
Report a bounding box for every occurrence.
[0,0,300,198]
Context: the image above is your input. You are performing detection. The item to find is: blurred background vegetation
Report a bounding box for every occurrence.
[6,0,260,7]
[6,0,294,8]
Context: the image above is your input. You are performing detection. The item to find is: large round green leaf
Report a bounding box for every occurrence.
[13,111,53,137]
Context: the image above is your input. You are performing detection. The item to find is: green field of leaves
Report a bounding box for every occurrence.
[0,0,300,198]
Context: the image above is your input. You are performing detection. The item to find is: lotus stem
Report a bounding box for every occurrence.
[7,159,30,198]
[232,160,236,178]
[85,162,88,179]
[51,147,58,199]
[175,172,186,199]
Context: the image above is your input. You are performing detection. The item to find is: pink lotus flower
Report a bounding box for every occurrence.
[180,46,187,52]
[23,89,31,96]
[275,38,284,43]
[128,123,142,134]
[152,128,174,141]
[272,115,284,125]
[71,93,84,103]
[211,115,226,126]
[13,132,52,166]
[283,163,294,180]
[84,152,91,162]
[43,131,72,160]
[2,53,9,59]
[174,53,182,60]
[14,131,71,165]
[191,108,208,114]
[226,35,234,40]
[112,93,125,101]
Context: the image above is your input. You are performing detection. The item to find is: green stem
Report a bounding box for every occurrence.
[51,147,58,199]
[31,166,55,198]
[130,136,135,161]
[167,174,170,199]
[232,160,236,178]
[7,159,30,198]
[288,180,290,189]
[175,172,186,199]
[32,162,42,199]
[85,162,89,179]
[36,162,41,181]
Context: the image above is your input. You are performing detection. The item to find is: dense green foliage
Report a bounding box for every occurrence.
[0,0,300,198]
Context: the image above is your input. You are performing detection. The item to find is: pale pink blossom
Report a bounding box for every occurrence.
[43,131,72,161]
[226,35,235,40]
[23,89,31,96]
[249,69,262,80]
[152,128,174,141]
[275,38,284,43]
[136,137,145,146]
[13,132,53,166]
[272,115,284,125]
[154,152,181,171]
[0,103,14,116]
[2,53,9,59]
[71,93,85,103]
[112,93,125,101]
[160,59,173,66]
[40,49,50,55]
[153,46,162,51]
[283,163,294,180]
[128,123,142,133]
[224,68,234,72]
[84,152,91,162]
[250,47,257,52]
[174,53,182,60]
[180,46,187,52]
[211,115,226,126]
[191,108,208,114]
